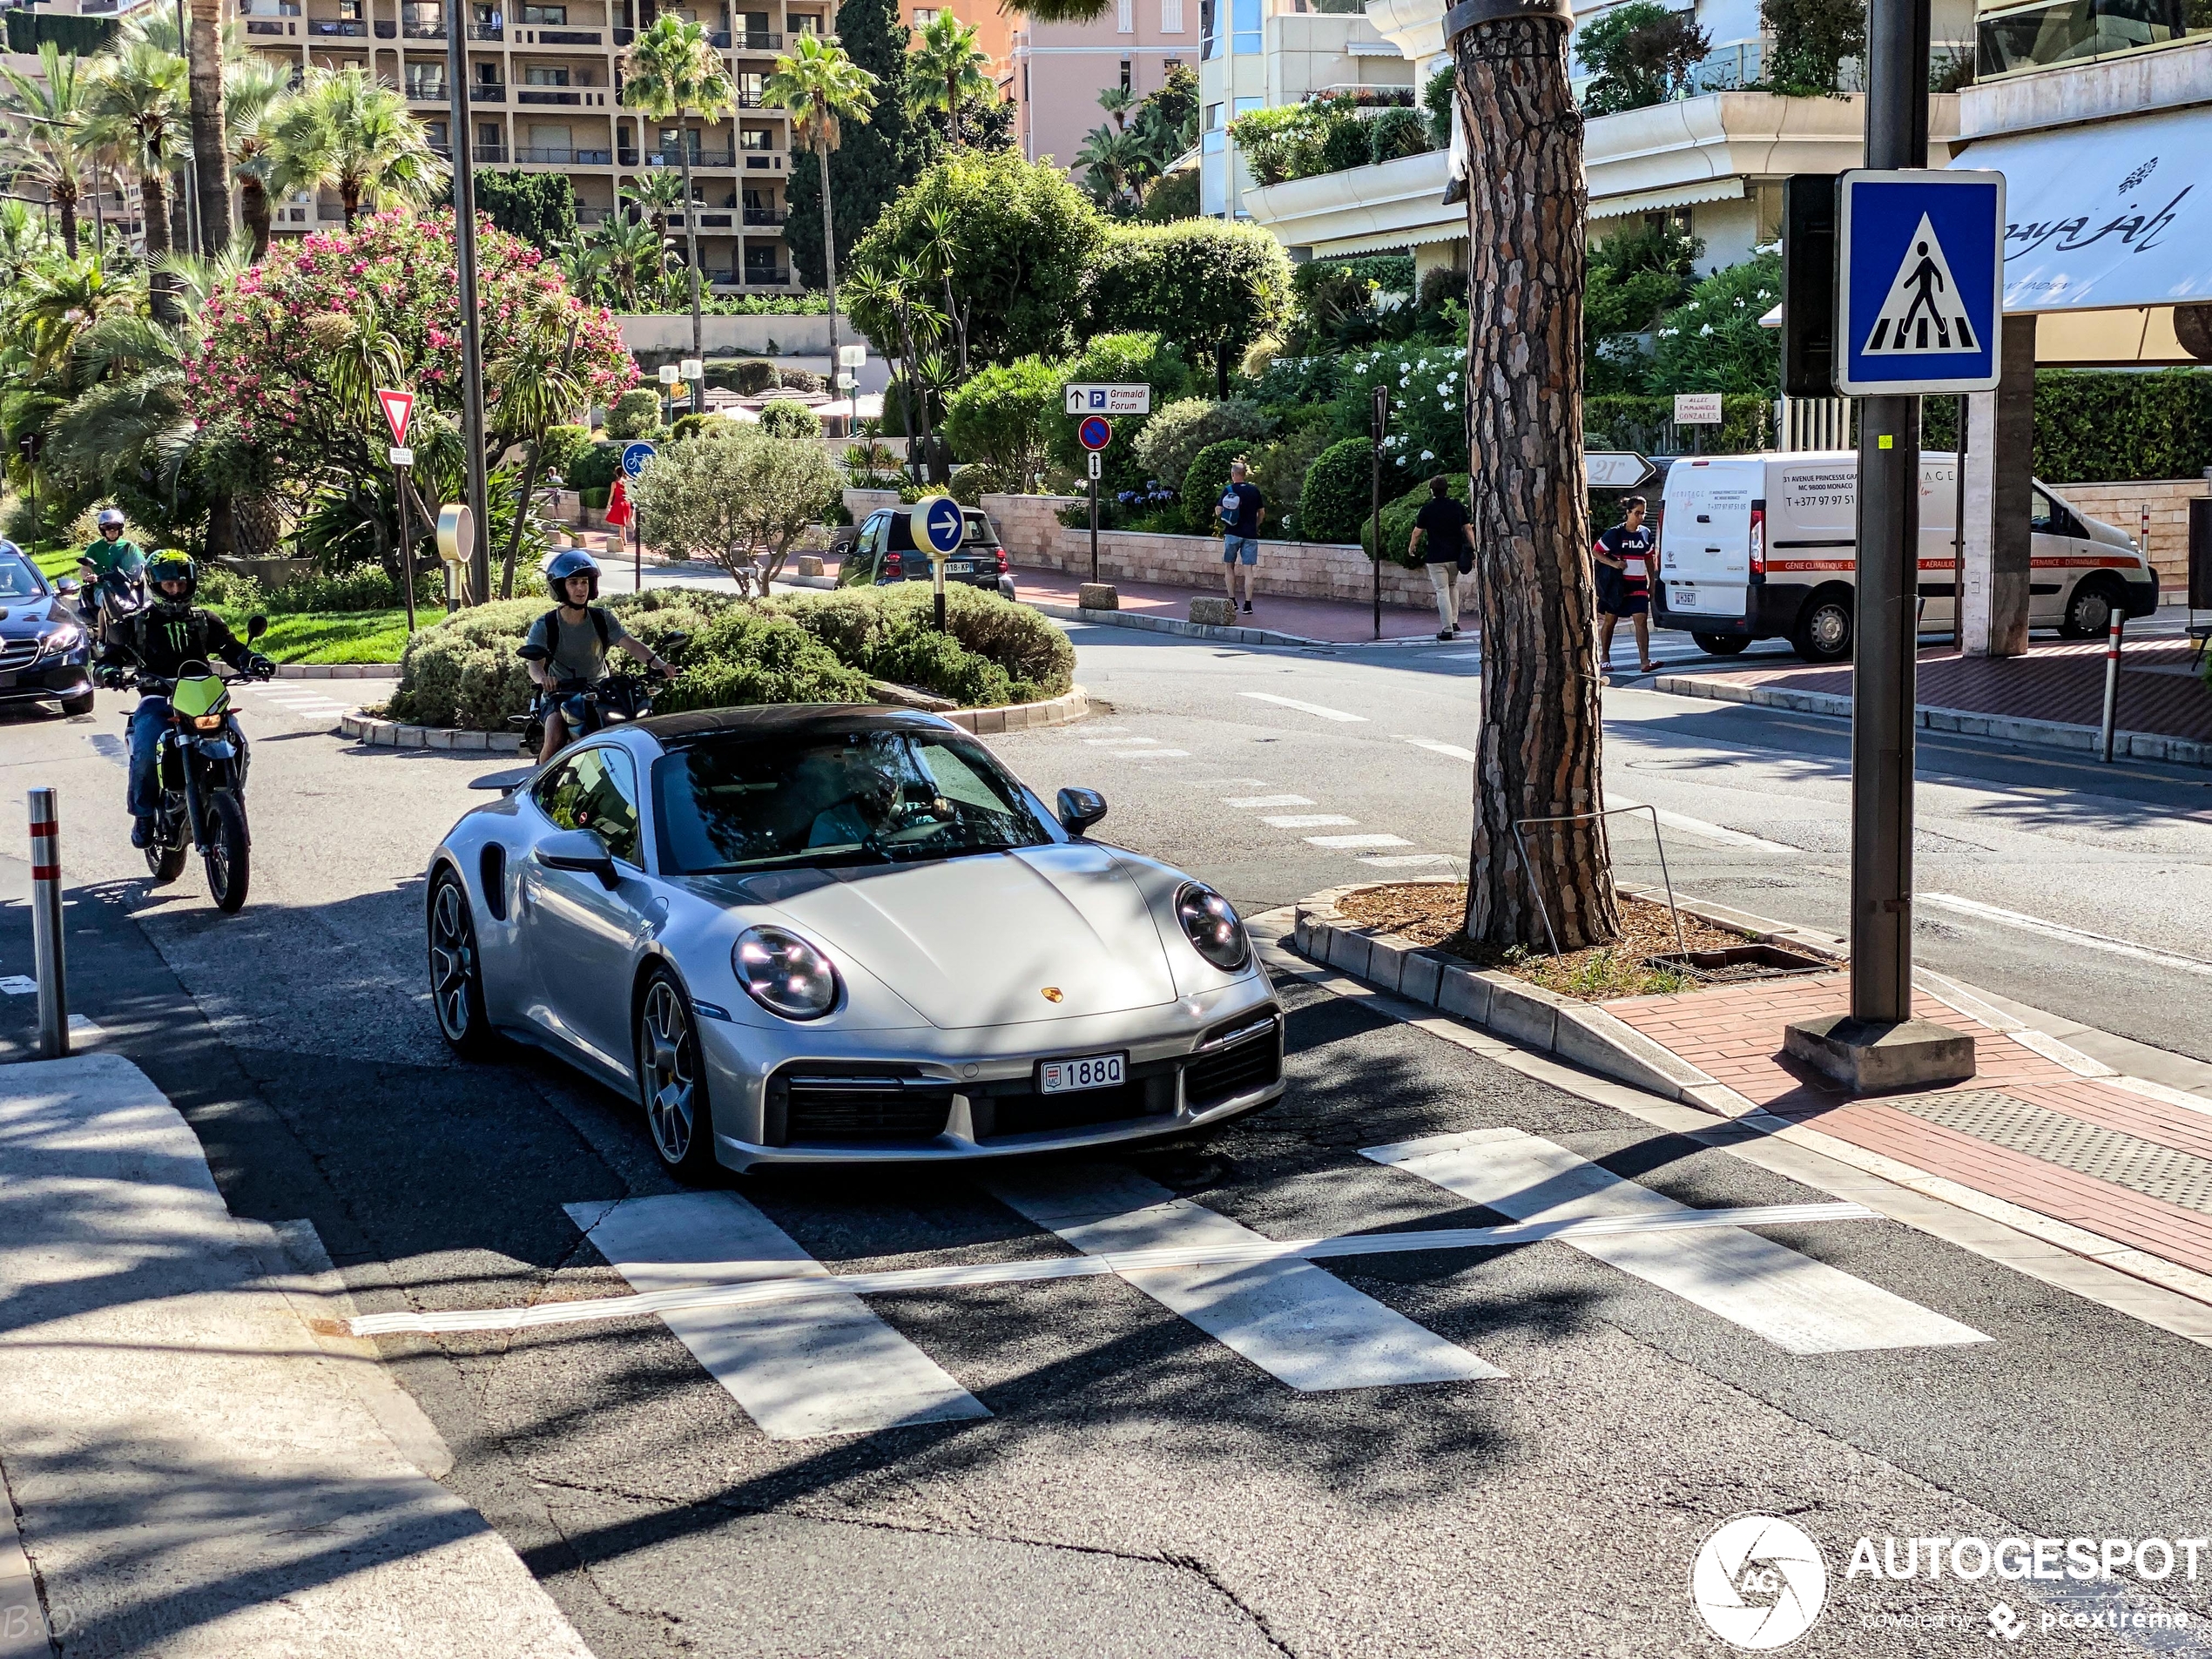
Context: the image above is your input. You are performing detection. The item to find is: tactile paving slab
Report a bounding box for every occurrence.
[1888,1089,2212,1216]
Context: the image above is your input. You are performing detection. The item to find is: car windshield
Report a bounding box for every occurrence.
[652,729,1055,873]
[0,555,45,599]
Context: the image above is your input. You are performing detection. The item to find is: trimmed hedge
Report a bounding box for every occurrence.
[1181,437,1251,536]
[567,441,624,493]
[1925,368,2212,483]
[1296,436,1375,544]
[1359,474,1455,567]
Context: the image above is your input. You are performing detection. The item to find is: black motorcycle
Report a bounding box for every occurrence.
[103,617,273,912]
[77,563,148,651]
[514,631,687,759]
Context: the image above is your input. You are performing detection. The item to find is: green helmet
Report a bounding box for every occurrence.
[145,550,196,609]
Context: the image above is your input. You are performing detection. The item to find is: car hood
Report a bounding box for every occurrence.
[752,845,1181,1030]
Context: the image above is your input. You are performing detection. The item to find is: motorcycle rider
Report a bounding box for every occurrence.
[522,549,675,765]
[98,551,273,848]
[78,508,146,636]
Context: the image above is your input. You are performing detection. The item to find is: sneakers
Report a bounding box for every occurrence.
[1242,599,1253,613]
[130,817,154,849]
[1437,628,1453,641]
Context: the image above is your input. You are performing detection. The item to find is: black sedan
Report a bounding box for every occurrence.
[0,546,93,716]
[834,506,1018,600]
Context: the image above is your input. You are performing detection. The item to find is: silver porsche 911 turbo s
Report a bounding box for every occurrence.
[425,705,1285,1177]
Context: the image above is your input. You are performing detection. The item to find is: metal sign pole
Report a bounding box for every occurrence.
[1089,454,1101,585]
[396,463,416,634]
[28,787,66,1060]
[1370,386,1388,641]
[445,0,491,608]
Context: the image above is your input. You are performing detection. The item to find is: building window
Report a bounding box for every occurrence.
[1234,95,1261,115]
[520,3,565,19]
[524,64,570,84]
[1205,99,1222,128]
[405,63,447,96]
[1116,0,1132,30]
[475,60,498,83]
[914,5,934,21]
[1120,57,1132,91]
[793,10,819,29]
[1201,0,1218,57]
[1977,0,2195,78]
[1231,0,1259,52]
[1163,56,1182,70]
[739,127,774,151]
[424,118,448,146]
[337,0,361,17]
[1162,0,1183,32]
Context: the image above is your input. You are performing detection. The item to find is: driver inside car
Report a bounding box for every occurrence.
[522,549,676,765]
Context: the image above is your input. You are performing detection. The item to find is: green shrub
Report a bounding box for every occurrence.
[948,462,1012,505]
[759,400,822,440]
[654,604,872,712]
[1359,472,1455,567]
[1649,253,1781,395]
[1367,106,1431,165]
[567,441,624,493]
[2017,368,2212,483]
[671,414,710,440]
[384,597,548,730]
[778,368,826,395]
[539,424,590,481]
[1182,437,1257,536]
[1424,64,1454,148]
[779,583,1073,704]
[578,485,610,509]
[1131,398,1277,501]
[604,388,663,440]
[1320,116,1370,173]
[1245,421,1332,538]
[1298,437,1376,544]
[943,356,1061,482]
[196,565,268,611]
[728,360,781,395]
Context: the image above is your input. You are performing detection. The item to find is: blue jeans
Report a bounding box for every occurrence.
[127,697,170,821]
[1222,535,1259,565]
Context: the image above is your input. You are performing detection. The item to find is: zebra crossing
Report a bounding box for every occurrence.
[236,679,384,725]
[354,1130,1992,1442]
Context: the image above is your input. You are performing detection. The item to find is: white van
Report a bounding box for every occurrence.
[1651,451,2159,663]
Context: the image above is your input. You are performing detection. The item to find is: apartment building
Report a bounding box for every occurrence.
[901,0,1014,91]
[1010,0,1195,173]
[246,0,823,289]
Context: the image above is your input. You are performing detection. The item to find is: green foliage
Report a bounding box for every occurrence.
[1228,97,1357,187]
[1575,1,1712,113]
[721,359,784,395]
[1366,107,1432,166]
[1131,398,1276,502]
[947,462,1011,503]
[780,581,1075,702]
[699,291,834,315]
[628,425,842,580]
[539,424,590,480]
[758,399,823,439]
[1359,471,1456,567]
[782,0,934,291]
[567,441,624,492]
[652,603,875,713]
[1423,66,1455,149]
[1046,332,1192,495]
[1760,0,1865,95]
[384,597,548,729]
[1297,437,1377,545]
[1247,352,1341,408]
[1649,253,1781,394]
[1585,394,1774,455]
[1320,117,1371,174]
[1244,419,1332,539]
[604,388,664,439]
[2020,369,2212,484]
[1086,219,1293,395]
[1182,437,1258,536]
[851,148,1106,365]
[467,171,577,254]
[1334,344,1466,483]
[671,414,711,439]
[1585,220,1703,392]
[1136,168,1200,224]
[942,355,1061,482]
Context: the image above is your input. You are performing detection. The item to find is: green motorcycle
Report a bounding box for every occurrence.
[105,617,273,913]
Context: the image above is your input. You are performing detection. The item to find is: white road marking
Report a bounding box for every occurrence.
[987,1165,1503,1390]
[84,733,127,767]
[1399,736,1479,763]
[1240,691,1367,723]
[1603,795,1803,857]
[1188,777,1274,787]
[1086,736,1157,746]
[1361,854,1459,869]
[561,1194,988,1440]
[1306,833,1414,849]
[1116,749,1191,759]
[1260,813,1358,828]
[1919,894,2212,979]
[0,977,35,995]
[67,1014,101,1039]
[1224,794,1314,809]
[1363,1128,1989,1354]
[353,1202,1887,1339]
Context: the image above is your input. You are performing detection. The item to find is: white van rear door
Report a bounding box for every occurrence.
[1768,459,1858,590]
[1660,459,1755,617]
[1918,454,1959,632]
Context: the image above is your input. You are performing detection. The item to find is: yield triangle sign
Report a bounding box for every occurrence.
[1860,214,1979,356]
[376,388,415,448]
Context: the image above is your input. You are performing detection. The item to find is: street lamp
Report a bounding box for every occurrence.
[658,361,681,428]
[445,0,491,605]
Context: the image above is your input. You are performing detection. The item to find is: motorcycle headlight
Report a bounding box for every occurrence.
[1175,882,1250,972]
[192,712,226,731]
[38,624,83,657]
[732,926,840,1021]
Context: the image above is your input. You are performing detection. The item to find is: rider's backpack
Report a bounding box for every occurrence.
[536,605,612,673]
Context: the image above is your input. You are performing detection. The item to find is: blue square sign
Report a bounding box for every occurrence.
[1836,168,2006,395]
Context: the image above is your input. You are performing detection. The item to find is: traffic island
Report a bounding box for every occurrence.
[1783,1013,1978,1091]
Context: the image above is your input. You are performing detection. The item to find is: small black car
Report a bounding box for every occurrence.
[0,544,95,716]
[834,506,1017,599]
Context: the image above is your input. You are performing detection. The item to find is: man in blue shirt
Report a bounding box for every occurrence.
[1214,459,1265,615]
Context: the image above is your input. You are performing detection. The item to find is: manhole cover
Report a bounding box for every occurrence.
[1886,1089,2212,1215]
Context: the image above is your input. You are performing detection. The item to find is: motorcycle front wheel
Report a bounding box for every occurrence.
[145,833,187,885]
[203,789,251,913]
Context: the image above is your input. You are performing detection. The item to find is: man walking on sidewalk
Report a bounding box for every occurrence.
[1216,460,1265,615]
[1407,476,1474,639]
[1594,495,1662,674]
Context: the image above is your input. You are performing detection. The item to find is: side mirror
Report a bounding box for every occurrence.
[516,642,551,664]
[658,631,690,655]
[246,614,269,640]
[536,827,619,890]
[55,577,79,596]
[1056,786,1107,837]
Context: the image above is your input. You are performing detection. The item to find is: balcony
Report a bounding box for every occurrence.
[514,145,613,164]
[742,206,787,225]
[733,90,765,108]
[732,29,780,49]
[620,147,738,167]
[679,211,735,227]
[307,18,367,36]
[406,81,448,99]
[742,151,786,170]
[735,268,792,287]
[474,143,508,161]
[536,27,601,42]
[468,22,503,37]
[245,18,291,33]
[402,19,447,35]
[516,87,583,103]
[469,80,506,100]
[611,24,632,42]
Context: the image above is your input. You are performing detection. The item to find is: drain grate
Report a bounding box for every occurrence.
[1886,1089,2212,1216]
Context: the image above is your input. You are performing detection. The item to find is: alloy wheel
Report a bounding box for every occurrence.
[641,980,698,1165]
[429,880,477,1041]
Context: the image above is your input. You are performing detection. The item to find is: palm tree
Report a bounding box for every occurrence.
[622,165,686,246]
[187,0,227,253]
[620,15,736,367]
[556,234,612,308]
[84,38,189,320]
[1076,121,1146,212]
[267,65,448,231]
[0,199,50,292]
[592,211,667,310]
[1096,83,1135,132]
[763,34,877,381]
[3,44,94,259]
[916,203,968,376]
[486,287,586,597]
[906,11,990,147]
[224,56,294,260]
[843,260,943,482]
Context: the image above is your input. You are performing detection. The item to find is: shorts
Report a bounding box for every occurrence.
[1595,565,1649,617]
[1222,535,1259,566]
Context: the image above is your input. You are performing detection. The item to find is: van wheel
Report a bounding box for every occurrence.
[1692,633,1750,656]
[1791,590,1855,664]
[2060,577,2121,639]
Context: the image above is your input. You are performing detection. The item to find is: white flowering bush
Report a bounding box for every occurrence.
[1649,252,1781,393]
[1337,345,1467,484]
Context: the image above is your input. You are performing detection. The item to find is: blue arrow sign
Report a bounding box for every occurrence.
[620,440,658,480]
[1836,168,2006,396]
[911,495,966,557]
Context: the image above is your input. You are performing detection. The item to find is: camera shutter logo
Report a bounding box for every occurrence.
[1690,1515,1828,1650]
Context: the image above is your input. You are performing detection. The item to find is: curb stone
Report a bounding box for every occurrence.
[336,685,1089,754]
[275,663,400,679]
[1649,671,2212,769]
[1028,599,1330,650]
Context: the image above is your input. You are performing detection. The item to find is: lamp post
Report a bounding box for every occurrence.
[445,0,491,605]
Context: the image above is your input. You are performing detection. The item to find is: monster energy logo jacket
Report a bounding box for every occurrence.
[105,607,257,680]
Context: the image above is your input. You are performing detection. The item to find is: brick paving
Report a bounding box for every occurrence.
[1604,974,2212,1280]
[1009,564,1447,644]
[1687,637,2212,742]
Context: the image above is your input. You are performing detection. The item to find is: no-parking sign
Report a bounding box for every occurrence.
[1077,415,1113,453]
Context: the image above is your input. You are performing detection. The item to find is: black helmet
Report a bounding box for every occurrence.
[145,550,196,609]
[546,547,600,601]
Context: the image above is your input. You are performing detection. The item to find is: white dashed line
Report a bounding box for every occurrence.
[1399,735,1479,763]
[1240,691,1366,723]
[1305,833,1413,849]
[1128,750,1190,759]
[1260,814,1358,829]
[1085,736,1156,745]
[1919,894,2212,979]
[1359,854,1458,869]
[1223,794,1314,809]
[1603,795,1802,857]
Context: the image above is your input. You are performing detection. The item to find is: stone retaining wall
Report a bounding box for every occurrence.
[2055,477,2207,592]
[1051,526,1438,610]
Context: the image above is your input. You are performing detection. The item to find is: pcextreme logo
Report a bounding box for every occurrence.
[1691,1515,1830,1650]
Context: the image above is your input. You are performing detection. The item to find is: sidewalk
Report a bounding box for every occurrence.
[1008,565,1448,645]
[0,1053,594,1657]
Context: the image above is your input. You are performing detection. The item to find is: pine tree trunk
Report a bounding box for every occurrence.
[240,177,271,260]
[1454,14,1618,953]
[188,0,229,256]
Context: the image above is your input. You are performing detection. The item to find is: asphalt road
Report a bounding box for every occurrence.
[2,639,2210,1659]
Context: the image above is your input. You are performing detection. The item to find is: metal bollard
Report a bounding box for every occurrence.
[2099,610,2127,764]
[28,787,67,1058]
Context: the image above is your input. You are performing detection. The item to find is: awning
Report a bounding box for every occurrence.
[1950,104,2212,313]
[1588,176,1745,221]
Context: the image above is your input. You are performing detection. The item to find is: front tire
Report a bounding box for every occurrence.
[1692,632,1750,656]
[428,868,501,1058]
[2060,577,2121,639]
[203,788,250,913]
[59,688,95,716]
[145,834,187,885]
[637,969,718,1184]
[1791,589,1855,664]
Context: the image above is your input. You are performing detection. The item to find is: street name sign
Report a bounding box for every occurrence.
[1836,168,2006,395]
[388,446,415,468]
[1064,383,1151,416]
[1586,450,1654,489]
[1673,394,1723,425]
[376,388,414,448]
[620,441,658,479]
[1077,415,1113,453]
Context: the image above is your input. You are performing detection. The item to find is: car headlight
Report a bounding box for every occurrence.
[38,624,82,657]
[1175,882,1250,972]
[732,926,840,1021]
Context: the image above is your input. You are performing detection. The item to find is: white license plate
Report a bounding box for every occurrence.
[1675,587,1697,609]
[1039,1053,1124,1095]
[946,561,974,575]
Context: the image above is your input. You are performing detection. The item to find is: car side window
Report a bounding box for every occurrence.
[534,745,643,867]
[2030,488,2057,534]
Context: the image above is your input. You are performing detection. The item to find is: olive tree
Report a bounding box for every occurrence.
[628,428,841,593]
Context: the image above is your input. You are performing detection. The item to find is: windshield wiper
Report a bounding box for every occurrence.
[690,846,893,873]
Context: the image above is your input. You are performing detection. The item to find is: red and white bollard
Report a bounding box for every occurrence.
[28,787,66,1058]
[2099,611,2127,765]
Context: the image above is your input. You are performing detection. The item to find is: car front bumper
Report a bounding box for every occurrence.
[0,655,92,707]
[695,977,1286,1168]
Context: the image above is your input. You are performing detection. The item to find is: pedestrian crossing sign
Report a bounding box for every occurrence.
[1836,168,2006,395]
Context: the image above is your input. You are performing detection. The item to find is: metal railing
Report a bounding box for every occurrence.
[307,18,366,35]
[516,87,583,103]
[627,147,738,167]
[743,152,785,170]
[1776,395,1854,452]
[401,19,447,35]
[537,26,601,41]
[732,29,780,48]
[468,22,503,37]
[406,79,448,98]
[469,80,506,100]
[514,145,612,164]
[473,142,508,160]
[742,206,787,225]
